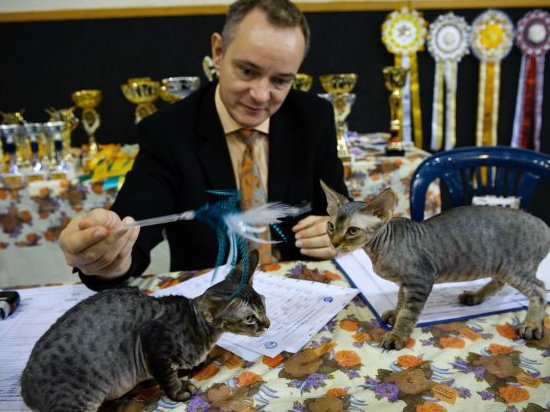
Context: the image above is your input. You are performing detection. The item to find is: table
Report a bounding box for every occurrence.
[75,259,550,411]
[345,137,440,219]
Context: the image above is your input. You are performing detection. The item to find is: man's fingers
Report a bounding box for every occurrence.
[60,226,108,256]
[292,215,319,232]
[299,246,337,259]
[295,234,330,249]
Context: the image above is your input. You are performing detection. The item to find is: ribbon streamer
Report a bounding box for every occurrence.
[382,7,427,148]
[511,9,550,151]
[427,12,470,151]
[470,9,514,147]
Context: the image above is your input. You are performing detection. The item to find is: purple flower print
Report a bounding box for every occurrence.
[187,395,211,412]
[374,382,399,402]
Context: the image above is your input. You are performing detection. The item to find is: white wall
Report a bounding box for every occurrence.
[0,0,341,13]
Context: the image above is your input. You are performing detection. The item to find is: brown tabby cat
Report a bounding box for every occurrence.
[20,250,269,412]
[321,181,549,350]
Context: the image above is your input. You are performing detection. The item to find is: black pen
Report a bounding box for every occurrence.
[0,291,20,320]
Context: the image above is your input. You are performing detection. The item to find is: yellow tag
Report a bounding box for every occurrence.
[516,373,541,388]
[459,327,481,341]
[432,385,457,404]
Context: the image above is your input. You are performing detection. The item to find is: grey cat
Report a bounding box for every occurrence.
[20,250,269,411]
[321,181,549,350]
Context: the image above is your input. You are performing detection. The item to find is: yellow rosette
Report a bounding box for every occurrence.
[470,9,514,146]
[427,13,470,151]
[382,7,427,148]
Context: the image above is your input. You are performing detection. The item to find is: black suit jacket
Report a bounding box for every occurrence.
[81,81,348,290]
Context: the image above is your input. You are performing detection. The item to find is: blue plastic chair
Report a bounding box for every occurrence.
[409,146,550,222]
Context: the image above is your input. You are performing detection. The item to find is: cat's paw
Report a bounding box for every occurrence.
[166,381,197,402]
[381,310,397,326]
[518,323,544,340]
[458,291,483,306]
[380,331,407,350]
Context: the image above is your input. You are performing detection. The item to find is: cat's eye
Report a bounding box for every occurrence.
[327,222,334,234]
[245,315,256,324]
[346,227,359,237]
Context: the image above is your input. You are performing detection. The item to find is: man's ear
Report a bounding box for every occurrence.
[211,32,223,69]
[320,180,348,216]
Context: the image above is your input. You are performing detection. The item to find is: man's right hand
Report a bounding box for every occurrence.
[58,208,140,280]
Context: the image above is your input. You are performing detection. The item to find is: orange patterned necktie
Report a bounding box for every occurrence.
[237,128,272,263]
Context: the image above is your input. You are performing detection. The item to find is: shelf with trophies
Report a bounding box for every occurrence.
[292,70,440,219]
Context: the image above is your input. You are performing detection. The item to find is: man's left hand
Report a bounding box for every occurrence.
[292,215,336,260]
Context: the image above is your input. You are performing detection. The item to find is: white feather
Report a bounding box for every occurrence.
[223,202,302,244]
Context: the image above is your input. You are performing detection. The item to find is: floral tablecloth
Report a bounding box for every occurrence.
[96,260,550,412]
[0,180,117,249]
[344,138,440,220]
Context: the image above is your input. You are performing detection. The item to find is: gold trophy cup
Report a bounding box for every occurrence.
[71,89,102,156]
[292,73,313,92]
[121,77,160,123]
[383,66,409,156]
[319,73,358,162]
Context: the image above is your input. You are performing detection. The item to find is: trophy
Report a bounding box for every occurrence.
[21,123,45,181]
[383,66,409,156]
[71,89,102,155]
[46,106,80,161]
[159,76,201,103]
[293,73,313,92]
[121,77,160,123]
[202,56,219,82]
[0,124,22,185]
[319,73,358,162]
[43,121,68,179]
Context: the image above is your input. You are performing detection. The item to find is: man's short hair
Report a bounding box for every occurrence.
[222,0,310,55]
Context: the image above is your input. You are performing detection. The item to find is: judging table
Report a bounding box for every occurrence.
[344,137,440,219]
[70,260,550,411]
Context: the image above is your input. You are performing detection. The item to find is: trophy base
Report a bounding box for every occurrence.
[338,153,354,164]
[384,147,405,157]
[49,171,68,180]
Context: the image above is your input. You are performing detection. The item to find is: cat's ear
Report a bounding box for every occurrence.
[246,249,260,284]
[363,188,397,222]
[197,296,233,324]
[230,249,259,284]
[320,180,348,215]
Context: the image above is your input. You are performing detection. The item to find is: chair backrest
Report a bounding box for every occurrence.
[410,146,550,221]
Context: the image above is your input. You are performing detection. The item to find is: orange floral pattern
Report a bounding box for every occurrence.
[496,324,519,340]
[396,355,424,369]
[416,401,447,412]
[339,320,359,331]
[439,336,465,349]
[334,350,361,367]
[498,385,530,403]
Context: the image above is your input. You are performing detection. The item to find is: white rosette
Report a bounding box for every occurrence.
[427,13,470,151]
[382,7,427,148]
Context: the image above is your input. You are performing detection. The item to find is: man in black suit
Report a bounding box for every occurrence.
[59,0,348,290]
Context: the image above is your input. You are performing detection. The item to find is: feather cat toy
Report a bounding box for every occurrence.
[123,190,308,294]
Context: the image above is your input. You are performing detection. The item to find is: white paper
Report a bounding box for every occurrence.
[154,269,358,361]
[336,249,550,327]
[0,284,96,412]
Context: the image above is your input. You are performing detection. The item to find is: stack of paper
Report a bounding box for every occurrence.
[154,269,358,361]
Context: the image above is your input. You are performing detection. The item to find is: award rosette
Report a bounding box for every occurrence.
[511,9,550,151]
[427,13,470,151]
[470,9,514,147]
[382,7,427,148]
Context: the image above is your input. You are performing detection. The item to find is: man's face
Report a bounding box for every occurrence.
[212,9,306,128]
